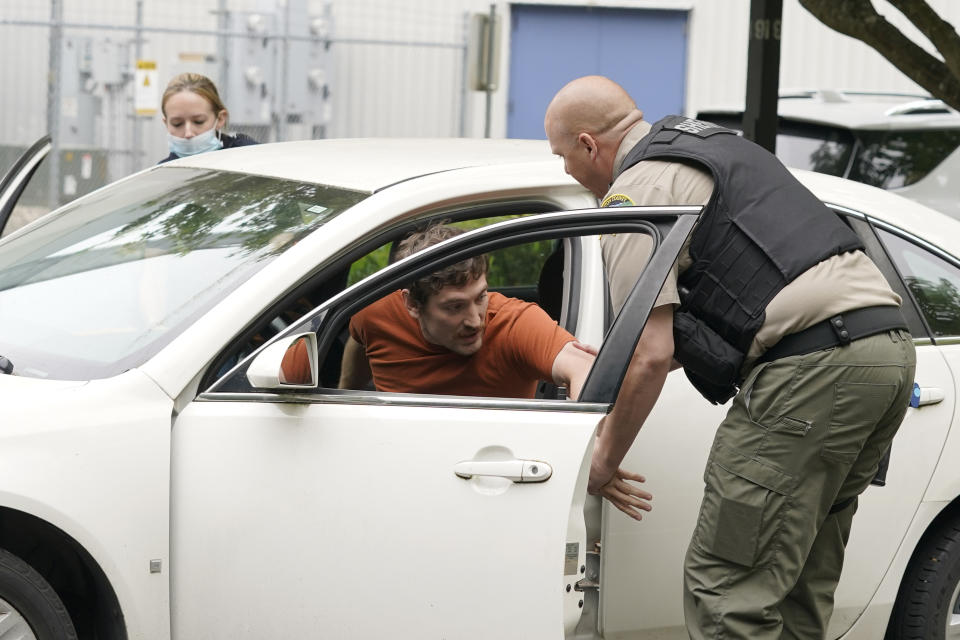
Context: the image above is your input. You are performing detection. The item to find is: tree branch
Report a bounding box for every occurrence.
[799,0,960,110]
[889,0,960,80]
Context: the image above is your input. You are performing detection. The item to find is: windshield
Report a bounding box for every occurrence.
[0,167,366,380]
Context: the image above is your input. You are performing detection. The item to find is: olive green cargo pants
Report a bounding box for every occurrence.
[683,329,916,640]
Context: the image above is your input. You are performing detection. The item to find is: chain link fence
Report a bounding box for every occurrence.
[0,0,485,235]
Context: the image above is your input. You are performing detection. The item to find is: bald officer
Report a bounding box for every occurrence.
[545,75,915,640]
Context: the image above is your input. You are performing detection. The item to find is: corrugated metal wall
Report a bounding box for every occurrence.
[1,0,958,222]
[686,0,960,113]
[330,0,477,138]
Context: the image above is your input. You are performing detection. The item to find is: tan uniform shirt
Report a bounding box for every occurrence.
[601,120,901,366]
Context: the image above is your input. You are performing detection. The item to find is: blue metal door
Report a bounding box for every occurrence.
[507,5,688,139]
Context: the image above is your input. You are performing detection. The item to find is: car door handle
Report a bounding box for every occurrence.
[454,459,552,483]
[913,385,945,407]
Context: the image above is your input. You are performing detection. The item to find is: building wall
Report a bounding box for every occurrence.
[1,0,958,173]
[687,0,960,116]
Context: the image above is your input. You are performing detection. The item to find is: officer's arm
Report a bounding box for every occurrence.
[338,336,372,389]
[589,304,675,494]
[551,341,596,400]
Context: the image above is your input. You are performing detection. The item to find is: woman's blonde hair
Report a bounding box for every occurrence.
[161,73,228,124]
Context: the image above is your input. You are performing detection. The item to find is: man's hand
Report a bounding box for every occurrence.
[571,340,598,357]
[593,468,652,522]
[551,340,596,400]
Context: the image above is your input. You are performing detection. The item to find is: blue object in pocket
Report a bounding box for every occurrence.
[910,382,921,408]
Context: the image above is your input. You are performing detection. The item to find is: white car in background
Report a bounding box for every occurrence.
[699,90,960,219]
[0,138,959,640]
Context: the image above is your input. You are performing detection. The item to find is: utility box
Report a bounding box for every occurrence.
[468,12,501,92]
[222,10,276,128]
[59,36,131,147]
[219,1,333,139]
[0,144,109,208]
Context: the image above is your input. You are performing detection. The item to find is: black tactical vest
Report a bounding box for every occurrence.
[614,116,864,403]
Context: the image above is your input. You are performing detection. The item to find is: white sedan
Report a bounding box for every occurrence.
[0,138,957,640]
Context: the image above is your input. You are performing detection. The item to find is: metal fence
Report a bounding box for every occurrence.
[0,0,481,235]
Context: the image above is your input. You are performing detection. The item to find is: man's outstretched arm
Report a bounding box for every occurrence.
[550,340,596,400]
[339,336,373,389]
[589,304,675,494]
[551,334,659,521]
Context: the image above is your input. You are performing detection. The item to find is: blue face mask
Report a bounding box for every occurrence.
[168,127,224,158]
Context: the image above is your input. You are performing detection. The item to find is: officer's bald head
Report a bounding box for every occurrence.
[544,76,641,143]
[544,76,644,198]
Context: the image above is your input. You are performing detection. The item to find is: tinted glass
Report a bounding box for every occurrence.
[776,123,854,177]
[878,228,960,337]
[695,114,854,177]
[848,129,960,189]
[0,167,366,380]
[696,111,960,188]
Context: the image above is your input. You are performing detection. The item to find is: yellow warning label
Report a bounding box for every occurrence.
[134,59,159,117]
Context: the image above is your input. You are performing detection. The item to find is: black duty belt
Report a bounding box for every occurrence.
[759,306,908,364]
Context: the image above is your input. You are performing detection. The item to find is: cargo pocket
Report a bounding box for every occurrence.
[823,382,897,464]
[692,444,795,568]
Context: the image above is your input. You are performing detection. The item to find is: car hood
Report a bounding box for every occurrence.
[0,369,170,437]
[0,373,87,395]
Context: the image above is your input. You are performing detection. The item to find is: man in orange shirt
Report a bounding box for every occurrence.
[339,223,653,519]
[339,224,593,399]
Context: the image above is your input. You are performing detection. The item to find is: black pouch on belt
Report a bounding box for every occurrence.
[673,310,743,405]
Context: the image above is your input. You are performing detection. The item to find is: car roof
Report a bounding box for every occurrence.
[159,138,960,258]
[700,89,960,131]
[795,168,960,256]
[162,138,557,192]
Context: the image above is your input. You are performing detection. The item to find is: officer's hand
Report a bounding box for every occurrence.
[597,468,652,522]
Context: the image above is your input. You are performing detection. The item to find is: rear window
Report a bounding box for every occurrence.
[697,112,960,189]
[848,129,960,189]
[696,113,855,177]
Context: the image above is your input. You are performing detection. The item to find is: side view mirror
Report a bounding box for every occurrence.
[246,332,318,389]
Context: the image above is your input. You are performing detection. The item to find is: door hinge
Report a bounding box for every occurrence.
[574,543,600,592]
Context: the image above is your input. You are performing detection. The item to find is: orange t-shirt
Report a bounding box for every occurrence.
[349,291,575,398]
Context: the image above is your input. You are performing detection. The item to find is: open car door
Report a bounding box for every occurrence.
[168,207,697,638]
[0,135,51,237]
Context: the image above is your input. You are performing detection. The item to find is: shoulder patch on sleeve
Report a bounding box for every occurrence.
[601,193,636,207]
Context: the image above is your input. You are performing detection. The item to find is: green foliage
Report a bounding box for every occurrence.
[453,216,554,287]
[348,244,392,285]
[346,214,556,289]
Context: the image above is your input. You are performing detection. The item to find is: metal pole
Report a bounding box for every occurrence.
[742,0,783,153]
[46,0,63,210]
[278,1,290,142]
[217,0,228,102]
[483,3,496,138]
[131,0,144,175]
[459,12,469,137]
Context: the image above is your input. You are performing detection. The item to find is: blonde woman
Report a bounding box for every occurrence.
[159,73,258,163]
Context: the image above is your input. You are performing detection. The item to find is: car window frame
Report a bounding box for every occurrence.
[198,199,573,391]
[201,206,699,410]
[0,135,51,236]
[868,216,960,344]
[837,209,931,341]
